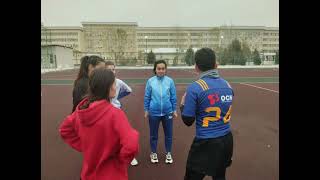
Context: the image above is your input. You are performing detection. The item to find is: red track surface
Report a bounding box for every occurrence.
[41,68,278,180]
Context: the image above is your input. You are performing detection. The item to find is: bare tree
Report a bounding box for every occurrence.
[174,27,186,64]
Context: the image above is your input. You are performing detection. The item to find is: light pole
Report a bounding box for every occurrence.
[219,35,224,49]
[144,36,148,65]
[217,35,224,65]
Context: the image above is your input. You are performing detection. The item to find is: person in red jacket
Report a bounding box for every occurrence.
[59,68,139,180]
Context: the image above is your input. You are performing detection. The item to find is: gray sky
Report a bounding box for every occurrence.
[41,0,279,27]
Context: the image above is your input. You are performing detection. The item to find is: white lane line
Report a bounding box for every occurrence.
[240,83,279,93]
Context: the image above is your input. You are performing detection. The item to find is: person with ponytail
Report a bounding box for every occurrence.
[60,68,139,180]
[72,55,105,112]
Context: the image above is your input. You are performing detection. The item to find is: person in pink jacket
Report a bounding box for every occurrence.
[59,68,139,180]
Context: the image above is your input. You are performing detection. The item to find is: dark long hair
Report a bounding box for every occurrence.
[153,60,167,74]
[74,55,105,87]
[105,60,115,66]
[79,69,115,110]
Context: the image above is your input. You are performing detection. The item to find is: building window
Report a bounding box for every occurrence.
[49,54,54,64]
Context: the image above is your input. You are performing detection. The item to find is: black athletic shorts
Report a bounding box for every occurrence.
[186,131,233,176]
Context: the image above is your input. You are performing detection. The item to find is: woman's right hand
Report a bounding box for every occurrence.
[181,92,186,105]
[144,111,149,119]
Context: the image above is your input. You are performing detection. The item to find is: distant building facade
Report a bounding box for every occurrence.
[41,22,279,65]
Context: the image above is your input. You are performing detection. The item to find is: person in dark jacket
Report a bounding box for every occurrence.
[60,68,139,180]
[72,55,105,112]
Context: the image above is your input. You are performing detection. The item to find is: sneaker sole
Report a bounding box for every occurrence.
[131,159,138,166]
[165,160,173,164]
[151,159,159,163]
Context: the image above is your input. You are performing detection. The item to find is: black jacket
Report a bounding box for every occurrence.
[72,77,89,112]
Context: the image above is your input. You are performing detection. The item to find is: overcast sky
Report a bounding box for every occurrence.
[41,0,278,27]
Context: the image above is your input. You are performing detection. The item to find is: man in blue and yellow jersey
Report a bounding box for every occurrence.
[180,48,234,180]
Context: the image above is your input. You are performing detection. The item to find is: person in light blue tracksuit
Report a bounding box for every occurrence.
[144,60,177,164]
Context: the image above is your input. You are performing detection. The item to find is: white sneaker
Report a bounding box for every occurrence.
[130,158,138,166]
[165,152,173,164]
[150,153,159,163]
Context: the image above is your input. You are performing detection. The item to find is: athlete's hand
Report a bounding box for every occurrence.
[144,111,149,119]
[181,92,186,105]
[173,111,178,119]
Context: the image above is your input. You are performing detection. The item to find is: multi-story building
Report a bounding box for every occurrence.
[136,27,221,64]
[41,22,279,65]
[81,22,138,64]
[220,26,279,64]
[41,26,84,64]
[262,27,279,64]
[137,27,221,50]
[220,26,264,51]
[41,26,84,50]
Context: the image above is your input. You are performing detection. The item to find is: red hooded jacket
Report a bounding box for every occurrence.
[59,98,139,180]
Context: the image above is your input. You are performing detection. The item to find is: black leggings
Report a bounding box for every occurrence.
[184,167,226,180]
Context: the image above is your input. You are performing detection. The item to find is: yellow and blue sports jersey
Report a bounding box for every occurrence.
[182,76,234,139]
